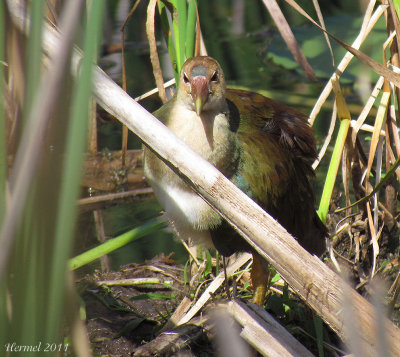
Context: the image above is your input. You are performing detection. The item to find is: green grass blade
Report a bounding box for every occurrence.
[185,0,197,58]
[204,249,212,278]
[0,0,7,326]
[313,314,324,357]
[0,0,6,222]
[44,0,106,343]
[171,4,181,72]
[69,220,167,270]
[317,117,350,223]
[176,0,187,70]
[7,2,46,350]
[130,292,175,300]
[24,0,45,117]
[184,259,189,284]
[158,2,178,81]
[393,0,400,21]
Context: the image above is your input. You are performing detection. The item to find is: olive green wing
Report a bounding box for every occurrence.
[226,89,326,255]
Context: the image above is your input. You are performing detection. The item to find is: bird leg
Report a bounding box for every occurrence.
[251,251,270,306]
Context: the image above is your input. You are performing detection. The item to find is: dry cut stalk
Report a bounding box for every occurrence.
[146,0,167,103]
[262,0,315,81]
[133,315,209,357]
[78,188,154,213]
[226,300,314,357]
[9,5,400,356]
[309,3,386,124]
[97,277,172,286]
[177,253,252,325]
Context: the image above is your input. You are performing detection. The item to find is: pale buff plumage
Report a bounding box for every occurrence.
[144,57,239,246]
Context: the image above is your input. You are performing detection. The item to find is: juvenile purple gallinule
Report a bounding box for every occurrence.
[144,56,326,305]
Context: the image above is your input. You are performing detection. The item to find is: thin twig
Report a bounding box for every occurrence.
[177,253,252,325]
[135,78,175,102]
[78,187,153,212]
[97,277,173,286]
[120,0,142,167]
[309,4,385,124]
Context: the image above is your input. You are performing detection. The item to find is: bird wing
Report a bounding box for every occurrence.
[225,89,326,254]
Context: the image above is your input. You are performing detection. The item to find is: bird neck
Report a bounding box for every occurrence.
[169,99,240,179]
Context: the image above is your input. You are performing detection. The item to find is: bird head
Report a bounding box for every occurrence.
[177,56,226,115]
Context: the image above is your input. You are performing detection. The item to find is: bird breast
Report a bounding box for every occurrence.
[144,105,239,245]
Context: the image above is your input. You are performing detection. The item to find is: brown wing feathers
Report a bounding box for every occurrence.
[225,89,326,255]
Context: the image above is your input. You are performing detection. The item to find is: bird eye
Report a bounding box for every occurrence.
[211,71,218,82]
[183,72,190,84]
